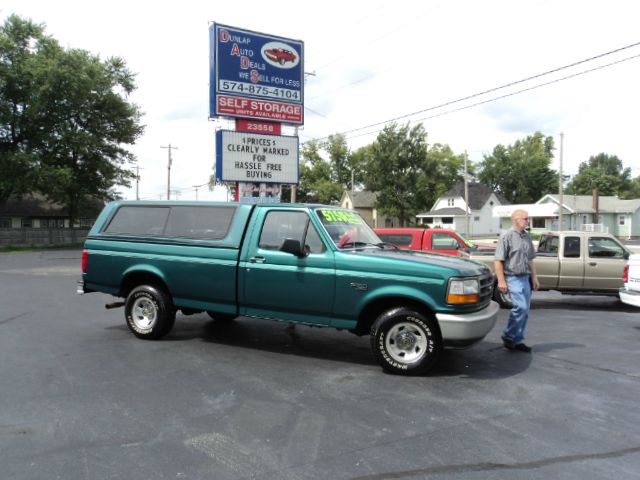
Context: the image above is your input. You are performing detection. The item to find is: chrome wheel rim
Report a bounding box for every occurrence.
[132,297,157,330]
[385,321,428,364]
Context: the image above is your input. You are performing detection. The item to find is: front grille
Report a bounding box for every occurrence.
[479,273,494,303]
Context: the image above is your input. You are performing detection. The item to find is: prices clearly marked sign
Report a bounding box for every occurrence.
[210,23,304,124]
[216,130,299,184]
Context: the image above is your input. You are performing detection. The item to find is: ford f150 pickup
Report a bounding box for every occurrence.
[375,228,494,257]
[78,201,498,375]
[471,231,632,308]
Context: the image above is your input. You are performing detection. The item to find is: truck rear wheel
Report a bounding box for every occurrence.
[125,285,175,339]
[370,307,441,375]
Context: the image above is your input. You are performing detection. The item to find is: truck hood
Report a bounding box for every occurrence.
[337,247,492,278]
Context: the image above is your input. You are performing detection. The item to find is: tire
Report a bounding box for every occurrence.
[125,285,175,339]
[493,282,514,309]
[370,307,442,375]
[206,311,237,322]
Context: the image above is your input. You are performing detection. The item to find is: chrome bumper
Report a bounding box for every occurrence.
[436,301,500,347]
[619,287,640,308]
[76,280,85,295]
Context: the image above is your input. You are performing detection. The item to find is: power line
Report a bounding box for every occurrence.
[342,51,640,142]
[336,41,640,138]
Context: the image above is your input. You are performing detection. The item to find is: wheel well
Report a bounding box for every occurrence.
[120,271,170,299]
[354,297,440,338]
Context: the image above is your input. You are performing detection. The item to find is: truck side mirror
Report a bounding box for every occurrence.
[279,238,308,258]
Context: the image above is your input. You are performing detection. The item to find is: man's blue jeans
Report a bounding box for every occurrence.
[502,275,532,344]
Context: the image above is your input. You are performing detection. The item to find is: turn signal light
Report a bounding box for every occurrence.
[447,293,480,304]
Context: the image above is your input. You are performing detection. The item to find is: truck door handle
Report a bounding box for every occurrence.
[249,256,266,264]
[588,262,597,266]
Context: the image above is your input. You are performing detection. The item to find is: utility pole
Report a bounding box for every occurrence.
[161,144,178,200]
[192,183,207,201]
[134,164,144,201]
[464,151,470,237]
[558,132,564,232]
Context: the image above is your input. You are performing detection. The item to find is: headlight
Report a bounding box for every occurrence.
[447,278,480,304]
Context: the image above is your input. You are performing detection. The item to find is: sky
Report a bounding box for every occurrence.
[2,0,640,201]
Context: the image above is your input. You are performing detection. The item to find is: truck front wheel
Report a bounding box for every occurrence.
[125,285,175,339]
[370,307,441,375]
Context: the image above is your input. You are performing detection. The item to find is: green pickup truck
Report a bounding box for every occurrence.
[78,201,498,375]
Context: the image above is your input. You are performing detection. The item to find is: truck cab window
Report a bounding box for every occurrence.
[259,211,324,253]
[588,237,625,258]
[538,235,559,255]
[432,233,459,250]
[563,237,580,258]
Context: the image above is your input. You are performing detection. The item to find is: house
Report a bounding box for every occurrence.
[416,182,509,237]
[339,190,399,228]
[537,194,640,239]
[0,193,104,247]
[491,193,640,239]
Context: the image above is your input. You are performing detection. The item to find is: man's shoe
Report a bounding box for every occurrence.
[502,337,515,350]
[514,343,532,353]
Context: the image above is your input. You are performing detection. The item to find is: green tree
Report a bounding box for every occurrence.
[363,123,467,226]
[0,15,58,202]
[0,15,143,222]
[295,138,344,204]
[478,132,557,203]
[565,153,633,198]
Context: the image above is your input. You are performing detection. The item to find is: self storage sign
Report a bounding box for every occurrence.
[210,23,304,124]
[216,130,299,184]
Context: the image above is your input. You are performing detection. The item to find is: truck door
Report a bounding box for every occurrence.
[558,235,584,289]
[238,209,336,325]
[583,236,627,292]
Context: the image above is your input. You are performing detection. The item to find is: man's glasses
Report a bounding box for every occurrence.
[517,217,530,221]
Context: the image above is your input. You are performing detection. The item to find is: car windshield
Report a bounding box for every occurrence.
[315,208,383,249]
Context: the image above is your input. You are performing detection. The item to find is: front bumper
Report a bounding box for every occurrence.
[436,301,500,348]
[619,287,640,308]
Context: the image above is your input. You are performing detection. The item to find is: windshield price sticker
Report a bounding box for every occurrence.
[319,210,362,224]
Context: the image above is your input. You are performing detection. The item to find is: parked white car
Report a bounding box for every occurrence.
[620,254,640,307]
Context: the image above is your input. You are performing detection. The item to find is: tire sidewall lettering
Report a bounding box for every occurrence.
[376,314,435,371]
[126,290,160,334]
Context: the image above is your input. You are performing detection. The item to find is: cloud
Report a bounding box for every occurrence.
[482,102,562,136]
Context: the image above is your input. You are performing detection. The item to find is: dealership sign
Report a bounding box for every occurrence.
[215,130,299,184]
[210,23,304,124]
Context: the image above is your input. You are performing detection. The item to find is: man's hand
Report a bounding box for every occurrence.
[498,279,508,294]
[531,276,540,291]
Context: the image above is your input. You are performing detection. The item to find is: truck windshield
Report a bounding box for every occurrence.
[315,208,383,249]
[457,233,475,248]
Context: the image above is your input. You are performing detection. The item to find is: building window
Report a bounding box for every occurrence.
[22,219,32,228]
[619,215,626,226]
[0,217,11,228]
[532,217,545,229]
[474,216,480,222]
[441,217,453,224]
[76,218,94,228]
[447,198,454,206]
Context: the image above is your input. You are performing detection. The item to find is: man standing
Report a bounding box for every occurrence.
[494,209,539,352]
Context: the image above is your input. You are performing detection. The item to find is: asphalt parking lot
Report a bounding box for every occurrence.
[1,249,639,480]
